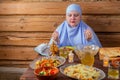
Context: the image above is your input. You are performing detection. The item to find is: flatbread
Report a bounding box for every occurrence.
[99,47,120,60]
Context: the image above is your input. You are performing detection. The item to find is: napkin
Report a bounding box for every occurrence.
[34,43,50,56]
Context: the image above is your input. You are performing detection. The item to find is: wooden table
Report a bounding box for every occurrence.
[20,53,118,80]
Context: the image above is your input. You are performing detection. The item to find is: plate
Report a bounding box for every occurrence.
[29,56,66,69]
[60,63,106,80]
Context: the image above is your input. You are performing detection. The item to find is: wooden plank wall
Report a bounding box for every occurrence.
[0,1,120,67]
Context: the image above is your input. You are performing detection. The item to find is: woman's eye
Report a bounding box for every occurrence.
[68,14,72,17]
[68,14,79,17]
[74,14,79,17]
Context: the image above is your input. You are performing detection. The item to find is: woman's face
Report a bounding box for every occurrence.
[66,11,81,27]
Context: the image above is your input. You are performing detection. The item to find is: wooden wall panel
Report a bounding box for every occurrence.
[0,46,38,60]
[0,60,31,68]
[98,33,120,47]
[83,16,120,32]
[0,32,51,46]
[0,0,119,2]
[0,2,120,15]
[0,16,120,32]
[0,32,120,47]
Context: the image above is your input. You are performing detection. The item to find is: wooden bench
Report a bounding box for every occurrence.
[0,1,120,68]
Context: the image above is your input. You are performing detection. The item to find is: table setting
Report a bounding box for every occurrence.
[20,42,120,80]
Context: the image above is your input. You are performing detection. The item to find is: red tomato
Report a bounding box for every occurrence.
[50,68,58,75]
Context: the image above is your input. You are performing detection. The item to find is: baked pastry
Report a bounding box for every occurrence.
[99,47,120,60]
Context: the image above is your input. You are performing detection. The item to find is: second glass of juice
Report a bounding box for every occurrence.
[108,61,119,79]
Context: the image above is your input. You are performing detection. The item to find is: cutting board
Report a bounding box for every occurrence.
[99,47,120,60]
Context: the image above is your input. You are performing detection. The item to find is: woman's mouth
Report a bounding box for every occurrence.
[71,21,75,23]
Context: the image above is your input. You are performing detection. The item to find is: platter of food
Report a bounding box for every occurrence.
[29,56,66,69]
[60,63,105,80]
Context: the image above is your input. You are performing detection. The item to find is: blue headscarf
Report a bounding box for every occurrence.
[66,4,82,15]
[49,4,102,48]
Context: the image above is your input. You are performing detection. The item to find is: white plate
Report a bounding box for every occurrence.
[29,56,66,69]
[60,64,106,80]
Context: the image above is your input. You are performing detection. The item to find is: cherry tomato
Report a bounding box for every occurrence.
[50,69,58,75]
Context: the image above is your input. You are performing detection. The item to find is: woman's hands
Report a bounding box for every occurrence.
[51,31,59,43]
[84,29,92,40]
[52,29,92,43]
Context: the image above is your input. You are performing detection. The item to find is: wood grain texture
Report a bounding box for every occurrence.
[0,2,120,15]
[0,60,30,68]
[98,33,120,47]
[0,46,38,60]
[0,32,120,47]
[0,32,51,46]
[0,16,120,32]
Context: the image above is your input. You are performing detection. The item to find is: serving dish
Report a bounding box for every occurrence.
[34,66,59,80]
[60,63,105,80]
[30,56,66,69]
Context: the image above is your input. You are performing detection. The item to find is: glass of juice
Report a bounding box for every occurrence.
[108,61,119,79]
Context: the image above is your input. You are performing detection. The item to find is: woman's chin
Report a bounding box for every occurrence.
[70,25,77,27]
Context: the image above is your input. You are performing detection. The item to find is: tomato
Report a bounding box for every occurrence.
[50,70,55,75]
[50,69,58,75]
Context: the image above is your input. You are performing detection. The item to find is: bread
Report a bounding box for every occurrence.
[99,47,120,60]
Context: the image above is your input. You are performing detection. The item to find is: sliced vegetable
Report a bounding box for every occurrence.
[39,71,47,76]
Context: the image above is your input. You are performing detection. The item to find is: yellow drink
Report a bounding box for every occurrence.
[81,52,94,66]
[108,67,119,79]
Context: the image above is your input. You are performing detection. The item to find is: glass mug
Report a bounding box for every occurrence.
[80,49,95,66]
[75,45,95,66]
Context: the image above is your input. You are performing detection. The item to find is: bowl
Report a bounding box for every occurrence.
[34,67,59,80]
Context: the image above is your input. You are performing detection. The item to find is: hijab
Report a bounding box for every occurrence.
[49,4,102,48]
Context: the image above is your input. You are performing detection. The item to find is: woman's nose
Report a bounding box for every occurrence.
[71,15,75,19]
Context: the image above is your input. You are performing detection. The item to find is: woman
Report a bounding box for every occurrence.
[49,4,102,48]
